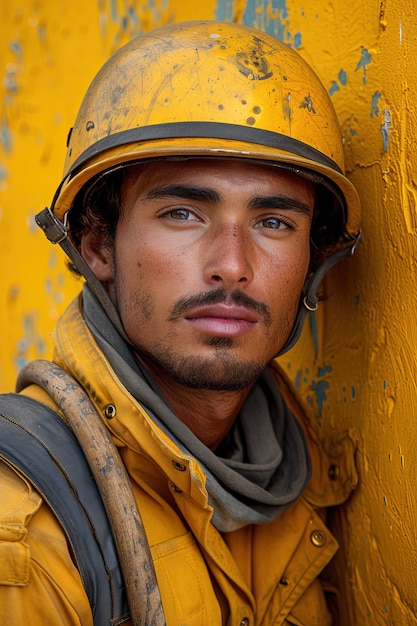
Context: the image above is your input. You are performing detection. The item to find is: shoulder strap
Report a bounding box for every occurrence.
[0,393,129,626]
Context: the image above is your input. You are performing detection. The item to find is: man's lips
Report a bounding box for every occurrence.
[183,304,259,337]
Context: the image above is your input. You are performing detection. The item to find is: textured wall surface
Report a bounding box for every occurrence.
[1,1,416,624]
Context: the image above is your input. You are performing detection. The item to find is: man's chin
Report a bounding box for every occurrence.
[139,349,267,392]
[171,371,263,392]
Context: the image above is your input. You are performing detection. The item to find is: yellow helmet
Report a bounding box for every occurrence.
[47,19,359,239]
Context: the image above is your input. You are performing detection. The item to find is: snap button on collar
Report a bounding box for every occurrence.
[172,460,186,471]
[310,530,327,547]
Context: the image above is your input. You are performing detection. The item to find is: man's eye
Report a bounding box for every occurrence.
[258,216,291,230]
[164,208,197,220]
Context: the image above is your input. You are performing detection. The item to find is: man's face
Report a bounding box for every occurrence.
[102,158,314,391]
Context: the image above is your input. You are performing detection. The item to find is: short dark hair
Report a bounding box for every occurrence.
[67,162,345,276]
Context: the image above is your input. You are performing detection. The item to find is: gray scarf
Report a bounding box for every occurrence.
[83,286,311,532]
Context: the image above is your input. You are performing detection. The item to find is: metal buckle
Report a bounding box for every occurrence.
[35,207,68,244]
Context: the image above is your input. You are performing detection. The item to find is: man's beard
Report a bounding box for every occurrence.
[136,339,267,391]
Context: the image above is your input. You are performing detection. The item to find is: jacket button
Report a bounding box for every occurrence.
[104,404,116,419]
[172,460,186,471]
[328,464,339,480]
[240,619,249,626]
[310,530,327,547]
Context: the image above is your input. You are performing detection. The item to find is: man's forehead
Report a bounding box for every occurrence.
[123,157,317,198]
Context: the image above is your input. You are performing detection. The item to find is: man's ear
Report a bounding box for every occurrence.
[80,232,114,282]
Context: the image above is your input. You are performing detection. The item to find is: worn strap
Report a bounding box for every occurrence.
[35,207,134,348]
[0,393,128,625]
[278,232,361,355]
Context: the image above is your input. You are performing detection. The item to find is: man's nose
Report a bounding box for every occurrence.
[203,224,254,288]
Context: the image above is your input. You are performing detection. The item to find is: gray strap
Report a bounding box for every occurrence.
[0,392,128,625]
[35,208,134,348]
[278,231,361,355]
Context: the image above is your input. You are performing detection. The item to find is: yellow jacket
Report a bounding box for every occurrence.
[0,295,357,625]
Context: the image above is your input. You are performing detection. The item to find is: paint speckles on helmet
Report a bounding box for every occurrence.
[300,94,316,114]
[234,37,274,80]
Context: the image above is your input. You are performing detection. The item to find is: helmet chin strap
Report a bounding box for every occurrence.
[277,231,361,356]
[36,207,361,360]
[36,207,135,348]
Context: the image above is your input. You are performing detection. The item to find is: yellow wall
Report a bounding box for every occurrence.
[1,1,416,623]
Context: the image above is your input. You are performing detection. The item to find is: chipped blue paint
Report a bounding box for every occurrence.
[127,5,140,28]
[329,70,346,96]
[4,70,18,94]
[311,378,329,417]
[370,91,381,118]
[318,365,332,377]
[215,0,234,21]
[237,0,303,48]
[293,31,302,48]
[351,386,356,399]
[350,128,357,136]
[110,0,119,22]
[308,365,333,416]
[355,48,371,84]
[108,0,146,45]
[2,39,24,154]
[329,81,340,96]
[1,118,12,152]
[383,380,387,390]
[0,163,8,182]
[338,69,347,86]
[242,0,289,41]
[294,370,301,389]
[381,107,391,152]
[14,314,46,373]
[15,356,28,371]
[9,39,23,60]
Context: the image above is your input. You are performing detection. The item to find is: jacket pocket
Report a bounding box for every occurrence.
[152,531,222,625]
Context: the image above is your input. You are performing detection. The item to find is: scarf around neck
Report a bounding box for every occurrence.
[83,285,311,532]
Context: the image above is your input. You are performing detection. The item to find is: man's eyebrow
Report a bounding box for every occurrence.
[249,196,312,215]
[144,184,221,204]
[143,185,311,216]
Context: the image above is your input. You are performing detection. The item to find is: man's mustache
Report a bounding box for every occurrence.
[168,288,272,326]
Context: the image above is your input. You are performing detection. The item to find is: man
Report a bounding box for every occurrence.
[0,20,360,626]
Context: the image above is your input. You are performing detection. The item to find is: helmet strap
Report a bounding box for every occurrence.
[277,231,361,356]
[35,207,134,347]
